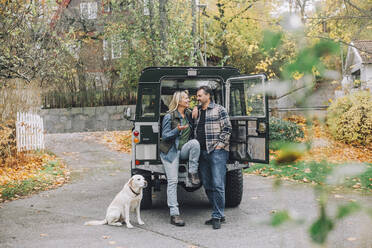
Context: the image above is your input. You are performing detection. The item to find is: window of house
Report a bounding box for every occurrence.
[111,37,123,59]
[80,2,98,20]
[102,0,111,13]
[143,0,150,15]
[103,39,109,60]
[65,42,80,60]
[103,37,123,60]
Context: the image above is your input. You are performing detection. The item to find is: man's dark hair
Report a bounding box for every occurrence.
[197,86,213,99]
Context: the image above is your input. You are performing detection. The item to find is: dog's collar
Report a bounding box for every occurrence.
[129,186,140,196]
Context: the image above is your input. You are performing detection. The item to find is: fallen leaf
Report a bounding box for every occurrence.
[347,237,357,241]
[109,241,117,245]
[352,183,361,189]
[251,196,258,200]
[102,235,111,239]
[334,194,344,199]
[40,233,48,237]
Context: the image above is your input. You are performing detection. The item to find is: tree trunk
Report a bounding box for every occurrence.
[189,0,197,65]
[217,1,229,65]
[148,0,159,65]
[159,0,168,58]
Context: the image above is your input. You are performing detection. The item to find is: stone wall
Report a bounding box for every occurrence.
[40,105,135,133]
[269,80,339,119]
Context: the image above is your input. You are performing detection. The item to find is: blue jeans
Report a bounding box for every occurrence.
[161,139,200,216]
[199,149,228,219]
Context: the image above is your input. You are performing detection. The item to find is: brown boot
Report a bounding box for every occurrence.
[188,173,200,185]
[170,215,185,226]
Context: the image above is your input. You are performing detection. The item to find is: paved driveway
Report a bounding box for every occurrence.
[0,133,371,248]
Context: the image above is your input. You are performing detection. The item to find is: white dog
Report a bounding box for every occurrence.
[84,175,147,228]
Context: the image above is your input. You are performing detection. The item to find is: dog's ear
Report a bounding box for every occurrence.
[128,177,134,188]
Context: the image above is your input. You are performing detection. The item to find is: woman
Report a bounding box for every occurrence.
[159,90,200,227]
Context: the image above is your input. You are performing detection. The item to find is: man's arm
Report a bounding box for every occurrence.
[216,106,232,149]
[191,105,199,119]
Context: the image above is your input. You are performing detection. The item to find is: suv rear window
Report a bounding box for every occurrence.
[141,92,156,118]
[136,83,160,121]
[160,78,223,114]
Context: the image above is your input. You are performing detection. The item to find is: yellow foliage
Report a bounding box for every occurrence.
[327,91,372,146]
[292,71,304,80]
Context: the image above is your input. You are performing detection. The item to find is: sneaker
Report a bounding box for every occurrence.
[188,173,200,185]
[212,218,221,229]
[205,217,226,225]
[170,215,185,226]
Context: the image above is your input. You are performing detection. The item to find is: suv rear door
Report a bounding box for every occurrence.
[225,74,269,164]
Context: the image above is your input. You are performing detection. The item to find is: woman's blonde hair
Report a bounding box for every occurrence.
[168,90,189,113]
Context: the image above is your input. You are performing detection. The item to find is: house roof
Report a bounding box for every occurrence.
[353,40,372,64]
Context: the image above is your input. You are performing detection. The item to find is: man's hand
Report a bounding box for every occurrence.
[215,146,223,150]
[177,124,189,131]
[192,106,198,119]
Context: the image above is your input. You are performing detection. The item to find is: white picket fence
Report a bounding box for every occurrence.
[16,112,45,152]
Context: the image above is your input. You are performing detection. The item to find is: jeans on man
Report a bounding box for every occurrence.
[161,139,200,216]
[199,149,228,219]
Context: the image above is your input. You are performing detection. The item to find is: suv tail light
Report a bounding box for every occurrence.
[133,130,140,143]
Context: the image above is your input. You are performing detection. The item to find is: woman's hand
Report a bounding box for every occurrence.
[192,106,198,119]
[177,124,189,131]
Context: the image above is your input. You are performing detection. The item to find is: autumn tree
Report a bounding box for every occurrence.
[103,0,196,87]
[0,1,78,117]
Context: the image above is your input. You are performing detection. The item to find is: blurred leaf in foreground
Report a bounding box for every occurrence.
[270,210,290,227]
[309,204,334,244]
[336,202,361,219]
[275,143,308,164]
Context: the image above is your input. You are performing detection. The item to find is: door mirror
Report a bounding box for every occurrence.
[124,107,132,121]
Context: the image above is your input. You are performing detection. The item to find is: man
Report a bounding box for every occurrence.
[193,85,232,230]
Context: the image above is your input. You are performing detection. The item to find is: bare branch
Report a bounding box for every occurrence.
[344,0,372,17]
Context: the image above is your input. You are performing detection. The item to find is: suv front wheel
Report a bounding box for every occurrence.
[225,168,243,207]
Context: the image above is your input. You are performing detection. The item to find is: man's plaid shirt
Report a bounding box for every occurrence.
[194,102,232,153]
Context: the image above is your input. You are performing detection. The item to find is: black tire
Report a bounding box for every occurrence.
[225,169,243,207]
[139,172,152,209]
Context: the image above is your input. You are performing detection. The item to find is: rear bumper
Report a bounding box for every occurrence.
[131,161,249,175]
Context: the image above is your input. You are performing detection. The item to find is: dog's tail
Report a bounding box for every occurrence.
[84,219,108,226]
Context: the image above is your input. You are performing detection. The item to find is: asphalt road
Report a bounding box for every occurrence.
[1,133,371,248]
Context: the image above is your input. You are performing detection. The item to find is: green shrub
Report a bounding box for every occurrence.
[269,117,304,149]
[327,91,372,145]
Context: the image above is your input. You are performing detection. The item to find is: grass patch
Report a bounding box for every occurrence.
[245,161,372,191]
[0,160,68,201]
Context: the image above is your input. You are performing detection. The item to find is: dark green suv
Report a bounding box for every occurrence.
[126,67,269,209]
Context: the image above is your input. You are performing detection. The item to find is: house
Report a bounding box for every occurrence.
[50,0,123,91]
[338,40,372,97]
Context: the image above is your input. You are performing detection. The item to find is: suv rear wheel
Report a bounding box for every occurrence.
[225,169,243,207]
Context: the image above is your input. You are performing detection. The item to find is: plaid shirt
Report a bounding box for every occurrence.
[195,102,232,153]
